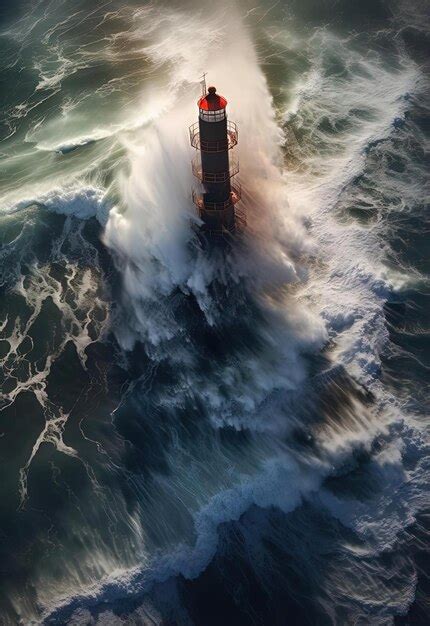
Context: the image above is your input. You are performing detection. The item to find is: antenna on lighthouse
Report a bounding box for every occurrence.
[200,72,207,97]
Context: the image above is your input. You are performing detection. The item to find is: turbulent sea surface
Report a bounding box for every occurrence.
[0,0,429,624]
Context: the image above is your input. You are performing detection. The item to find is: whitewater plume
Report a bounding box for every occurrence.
[103,6,320,354]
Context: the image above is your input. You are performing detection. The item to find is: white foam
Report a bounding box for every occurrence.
[283,28,419,387]
[3,185,111,224]
[101,6,326,366]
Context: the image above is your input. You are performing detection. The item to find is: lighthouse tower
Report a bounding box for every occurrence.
[189,85,244,239]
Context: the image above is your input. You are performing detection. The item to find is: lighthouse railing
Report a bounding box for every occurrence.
[234,206,247,230]
[191,156,239,183]
[192,183,241,212]
[189,120,238,152]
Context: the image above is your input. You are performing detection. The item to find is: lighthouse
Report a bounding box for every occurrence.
[189,85,245,239]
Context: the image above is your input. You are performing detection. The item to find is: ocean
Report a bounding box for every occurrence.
[0,0,429,624]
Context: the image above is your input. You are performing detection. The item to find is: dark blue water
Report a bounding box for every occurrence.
[0,0,429,624]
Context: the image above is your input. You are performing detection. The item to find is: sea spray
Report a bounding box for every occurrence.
[103,7,323,359]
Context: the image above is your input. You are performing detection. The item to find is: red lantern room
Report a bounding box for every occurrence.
[198,86,228,122]
[189,84,245,240]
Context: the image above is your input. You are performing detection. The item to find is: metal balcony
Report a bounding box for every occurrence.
[234,206,247,231]
[191,156,239,183]
[192,183,241,212]
[201,210,246,239]
[189,120,238,152]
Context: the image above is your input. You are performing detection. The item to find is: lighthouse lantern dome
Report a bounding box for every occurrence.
[198,86,227,122]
